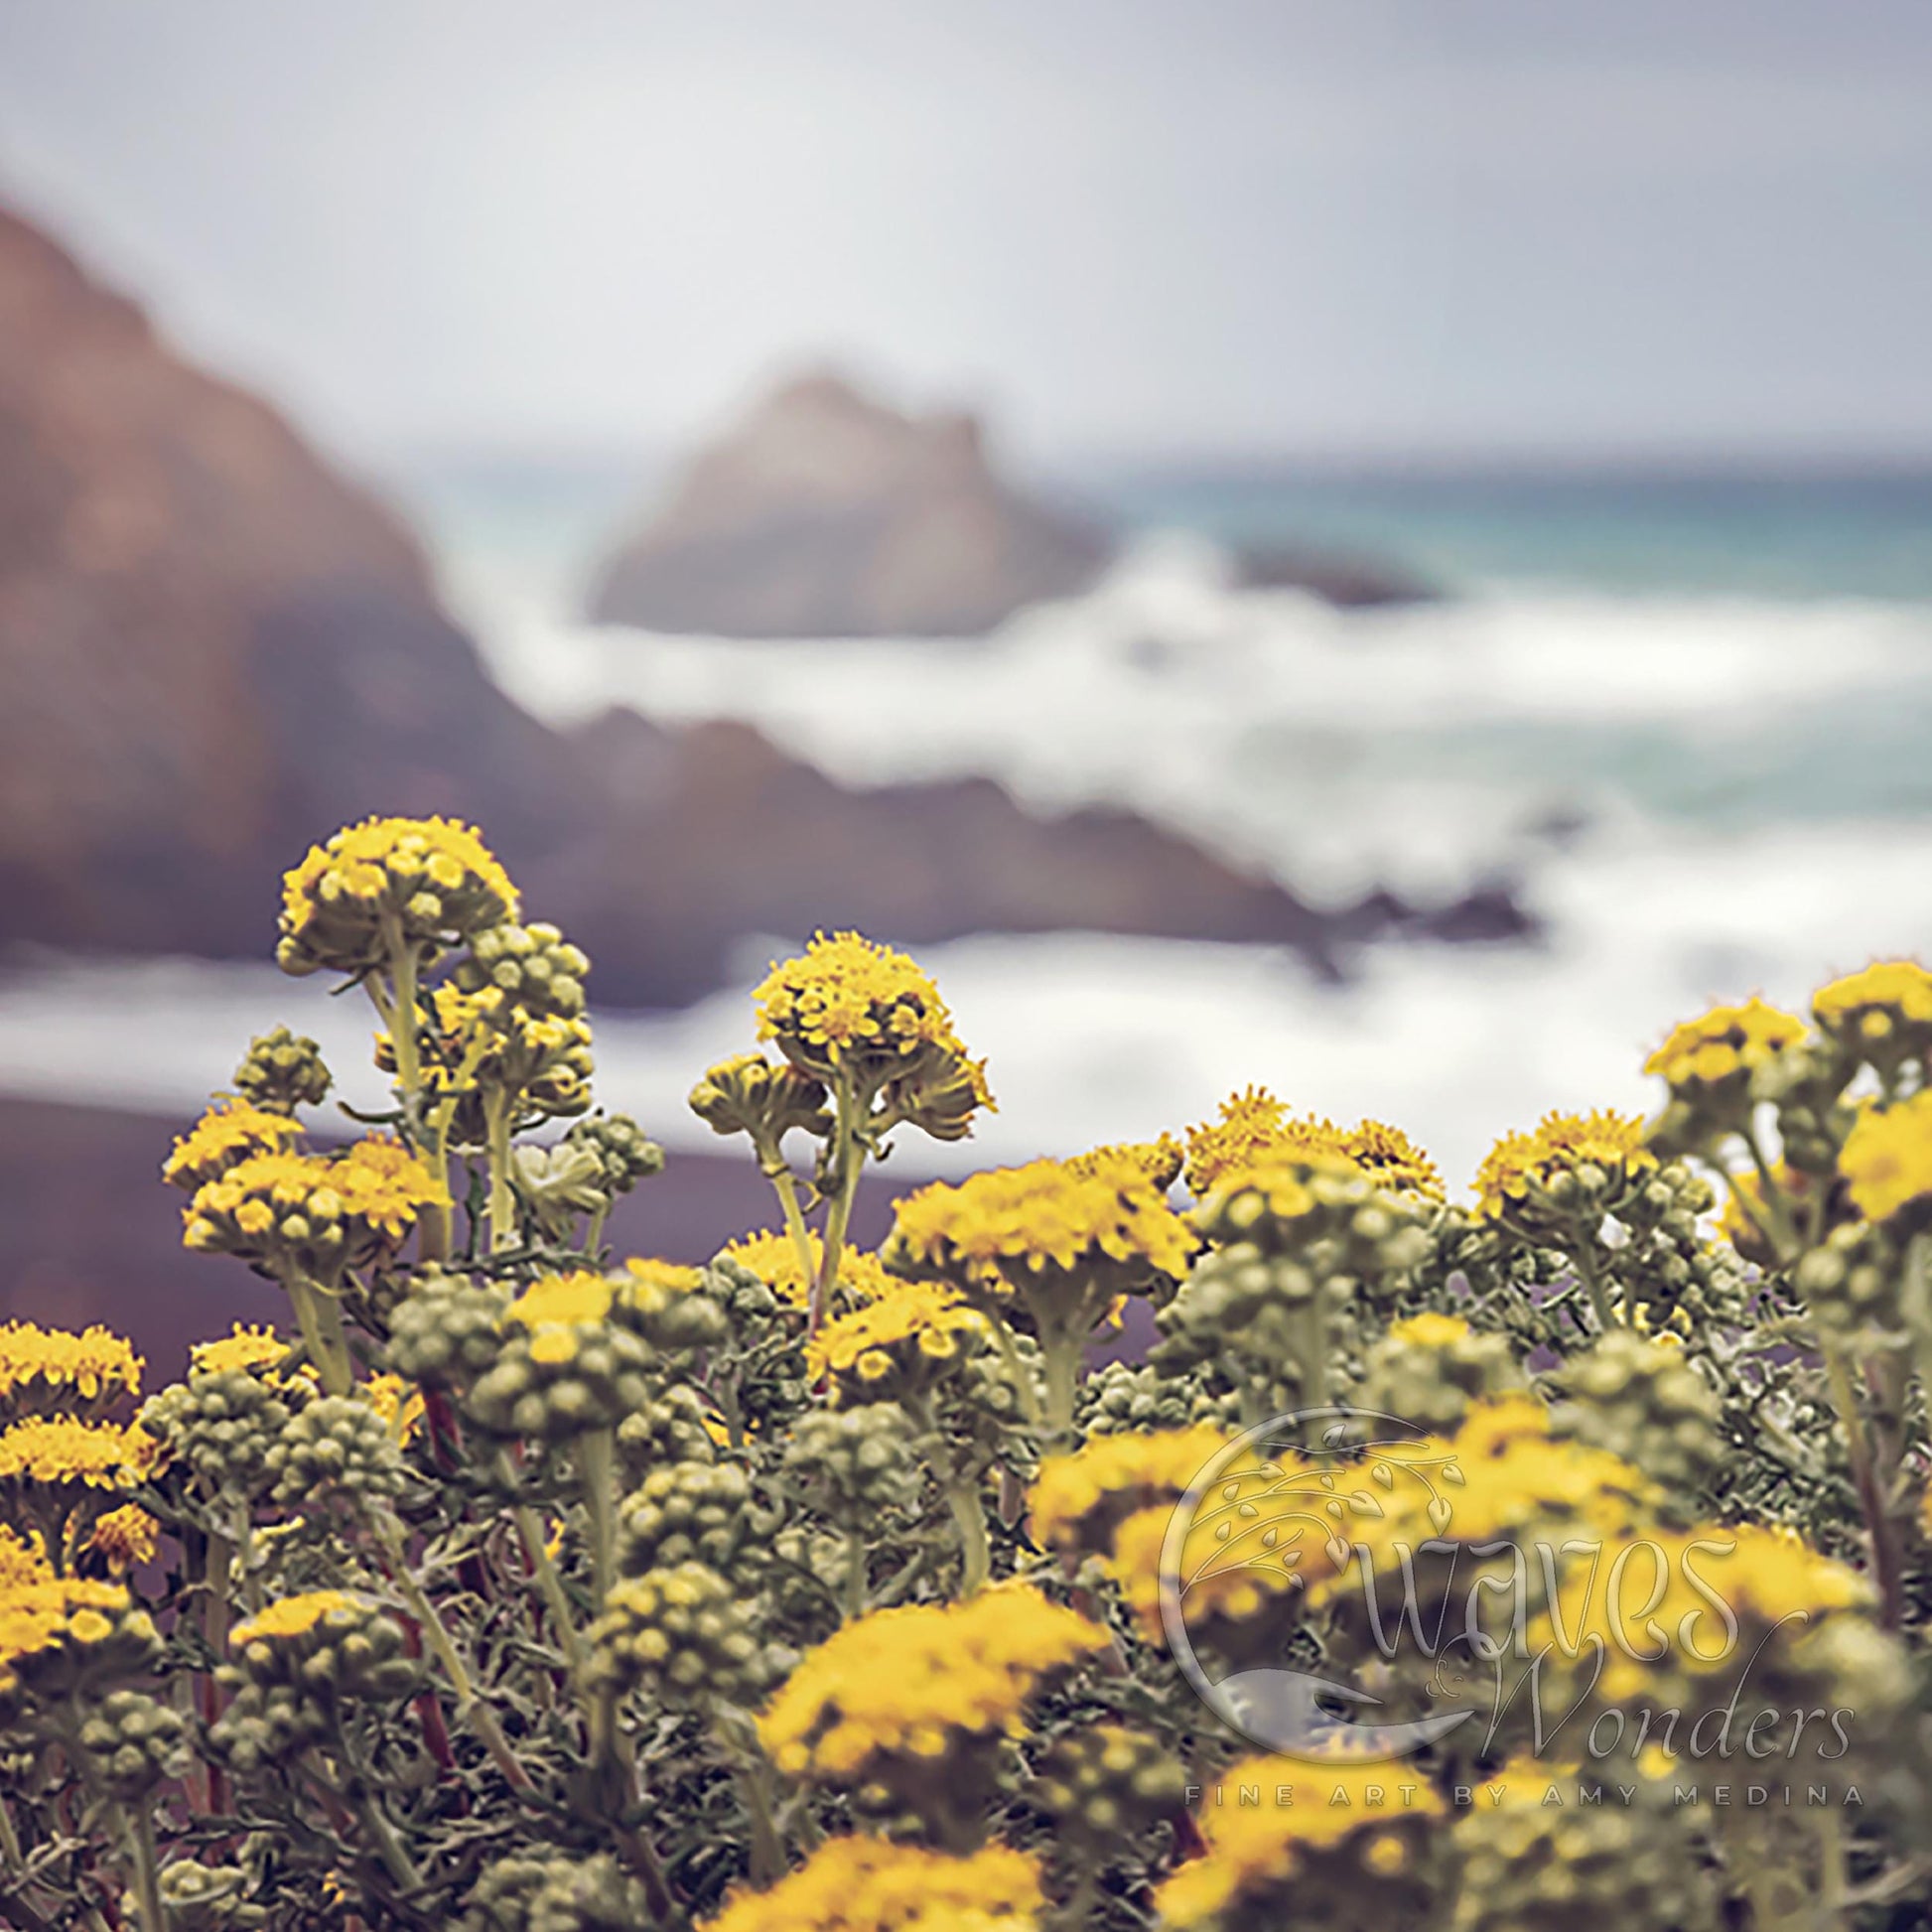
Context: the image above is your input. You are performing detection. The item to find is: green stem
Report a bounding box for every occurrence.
[513,1502,587,1669]
[943,1478,992,1596]
[720,1719,785,1886]
[1741,1128,1802,1259]
[810,1074,867,1331]
[580,1428,620,1611]
[1570,1243,1617,1334]
[484,1087,518,1254]
[284,1272,352,1396]
[1041,1330,1083,1446]
[109,1802,164,1932]
[762,1151,821,1290]
[351,1787,422,1894]
[382,915,424,1099]
[1821,1337,1904,1628]
[367,1508,533,1791]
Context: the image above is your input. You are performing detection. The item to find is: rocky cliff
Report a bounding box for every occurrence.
[0,205,1518,1004]
[586,370,1111,636]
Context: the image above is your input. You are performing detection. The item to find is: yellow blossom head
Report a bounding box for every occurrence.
[0,1322,142,1421]
[162,1096,304,1192]
[753,932,991,1125]
[1840,1090,1932,1226]
[277,815,517,978]
[1474,1108,1656,1225]
[699,1837,1044,1932]
[1644,997,1806,1111]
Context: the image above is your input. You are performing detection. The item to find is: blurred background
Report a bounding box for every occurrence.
[2,1,1931,1354]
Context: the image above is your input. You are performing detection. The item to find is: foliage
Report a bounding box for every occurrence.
[2,817,1931,1931]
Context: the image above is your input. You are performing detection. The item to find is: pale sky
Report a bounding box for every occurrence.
[2,1,1930,466]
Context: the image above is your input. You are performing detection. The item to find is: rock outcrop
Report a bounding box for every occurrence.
[586,370,1112,636]
[0,204,1525,1003]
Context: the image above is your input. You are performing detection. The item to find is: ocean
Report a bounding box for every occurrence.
[5,465,1932,1195]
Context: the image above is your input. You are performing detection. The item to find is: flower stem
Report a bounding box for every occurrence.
[513,1501,587,1669]
[109,1801,165,1932]
[580,1427,620,1611]
[763,1152,820,1290]
[810,1073,867,1331]
[381,916,424,1100]
[367,1508,533,1791]
[284,1272,352,1396]
[484,1087,518,1254]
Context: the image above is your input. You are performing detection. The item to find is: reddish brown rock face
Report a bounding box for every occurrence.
[0,204,1527,1007]
[586,370,1113,637]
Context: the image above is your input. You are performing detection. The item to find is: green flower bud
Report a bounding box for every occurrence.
[231,1026,333,1115]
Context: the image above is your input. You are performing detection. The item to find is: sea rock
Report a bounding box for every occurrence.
[0,202,1520,1003]
[1233,542,1437,608]
[556,711,1344,1004]
[585,370,1112,636]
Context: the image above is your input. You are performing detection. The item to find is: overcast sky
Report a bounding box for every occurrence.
[3,1,1930,467]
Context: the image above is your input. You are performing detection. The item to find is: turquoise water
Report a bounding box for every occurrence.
[1083,468,1932,601]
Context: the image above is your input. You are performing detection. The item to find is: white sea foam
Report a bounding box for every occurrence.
[454,535,1932,899]
[4,814,1930,1194]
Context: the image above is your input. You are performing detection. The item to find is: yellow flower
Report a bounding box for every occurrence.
[1338,1119,1444,1200]
[1065,1135,1185,1191]
[1387,1311,1470,1348]
[1840,1090,1932,1224]
[885,1157,1197,1295]
[1184,1087,1349,1195]
[700,1837,1044,1932]
[83,1505,160,1574]
[0,1578,138,1697]
[722,1230,895,1308]
[230,1589,366,1648]
[189,1324,294,1378]
[1814,960,1932,1049]
[183,1140,443,1273]
[758,1586,1108,1784]
[623,1257,704,1297]
[1473,1109,1656,1221]
[0,1418,151,1490]
[162,1096,304,1191]
[363,1375,424,1445]
[1644,998,1806,1094]
[1028,1426,1231,1558]
[0,1321,143,1415]
[754,931,992,1115]
[0,1524,51,1589]
[506,1270,615,1330]
[1154,1753,1444,1927]
[277,815,518,977]
[805,1281,986,1384]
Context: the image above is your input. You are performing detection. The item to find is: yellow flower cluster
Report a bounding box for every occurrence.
[0,1523,50,1588]
[277,814,518,976]
[1064,1135,1185,1190]
[182,1138,445,1272]
[1839,1091,1932,1225]
[389,982,595,1119]
[190,1324,294,1377]
[805,1281,986,1385]
[505,1270,616,1365]
[162,1096,305,1191]
[1154,1754,1444,1927]
[1813,960,1932,1046]
[0,1320,143,1414]
[1473,1108,1656,1221]
[754,930,989,1092]
[624,1257,704,1298]
[885,1156,1197,1292]
[758,1586,1108,1781]
[1185,1091,1444,1201]
[702,1837,1043,1932]
[1538,1521,1870,1705]
[0,1576,140,1697]
[229,1589,367,1649]
[0,1417,152,1490]
[723,1230,895,1308]
[1643,996,1806,1092]
[1028,1425,1230,1557]
[83,1504,160,1574]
